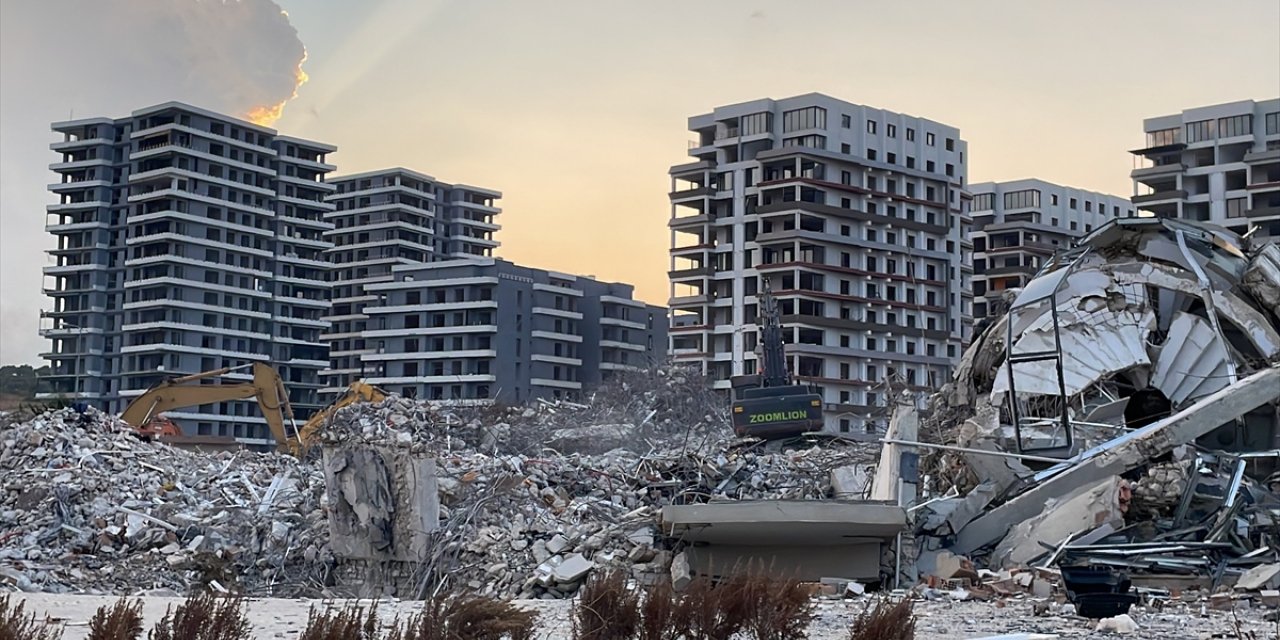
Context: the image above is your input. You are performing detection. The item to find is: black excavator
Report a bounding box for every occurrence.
[729,277,825,439]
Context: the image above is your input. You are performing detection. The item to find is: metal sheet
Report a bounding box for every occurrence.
[1150,312,1233,407]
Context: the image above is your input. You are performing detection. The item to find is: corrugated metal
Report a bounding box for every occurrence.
[1150,311,1232,407]
[993,309,1155,398]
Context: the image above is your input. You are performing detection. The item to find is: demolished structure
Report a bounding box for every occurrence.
[919,217,1280,588]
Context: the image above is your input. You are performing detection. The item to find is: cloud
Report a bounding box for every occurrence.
[0,0,309,364]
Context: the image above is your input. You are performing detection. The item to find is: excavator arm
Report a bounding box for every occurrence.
[290,381,387,455]
[119,362,298,449]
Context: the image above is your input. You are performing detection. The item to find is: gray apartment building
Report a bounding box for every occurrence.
[42,101,335,446]
[667,93,972,435]
[321,168,501,393]
[358,258,667,404]
[968,179,1133,323]
[1131,98,1280,241]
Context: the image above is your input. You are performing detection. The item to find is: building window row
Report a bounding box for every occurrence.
[782,107,827,133]
[972,193,994,211]
[1003,189,1041,210]
[1147,127,1180,147]
[1217,114,1253,138]
[782,135,825,149]
[1186,119,1216,143]
[1265,112,1280,136]
[741,112,771,136]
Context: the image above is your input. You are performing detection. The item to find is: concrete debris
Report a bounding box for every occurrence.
[0,407,328,596]
[916,219,1280,593]
[1094,613,1139,634]
[311,369,879,600]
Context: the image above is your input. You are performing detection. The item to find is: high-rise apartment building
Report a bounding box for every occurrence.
[1131,98,1280,241]
[968,179,1133,323]
[41,102,336,446]
[321,168,501,393]
[357,258,666,403]
[667,93,972,435]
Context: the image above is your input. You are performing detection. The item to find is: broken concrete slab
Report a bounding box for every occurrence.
[991,476,1128,569]
[322,444,439,563]
[952,365,1280,555]
[552,553,594,583]
[671,551,692,591]
[547,423,635,454]
[1236,564,1280,591]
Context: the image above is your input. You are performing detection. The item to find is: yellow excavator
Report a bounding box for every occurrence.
[119,362,388,456]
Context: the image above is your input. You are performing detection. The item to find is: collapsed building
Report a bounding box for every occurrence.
[917,217,1280,586]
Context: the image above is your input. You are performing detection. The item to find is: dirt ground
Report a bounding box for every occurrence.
[9,592,1280,639]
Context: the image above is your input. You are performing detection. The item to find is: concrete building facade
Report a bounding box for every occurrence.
[1131,98,1280,241]
[320,168,501,393]
[359,258,666,404]
[667,93,972,435]
[968,179,1133,323]
[42,102,336,446]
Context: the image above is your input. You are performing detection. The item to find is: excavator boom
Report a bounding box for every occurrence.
[119,362,297,449]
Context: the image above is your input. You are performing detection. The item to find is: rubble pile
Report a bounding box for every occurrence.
[0,408,328,596]
[320,395,878,599]
[916,218,1280,590]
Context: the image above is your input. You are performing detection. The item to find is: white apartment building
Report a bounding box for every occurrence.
[321,168,501,393]
[1131,98,1280,241]
[968,179,1133,322]
[667,93,972,435]
[42,102,336,446]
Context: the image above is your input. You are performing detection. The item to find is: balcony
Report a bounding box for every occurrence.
[669,186,714,201]
[1130,163,1185,182]
[1244,204,1280,219]
[668,266,713,280]
[669,213,710,228]
[1245,149,1280,164]
[1131,189,1187,205]
[668,293,709,306]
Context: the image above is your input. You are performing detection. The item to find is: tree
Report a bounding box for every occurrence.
[0,364,50,398]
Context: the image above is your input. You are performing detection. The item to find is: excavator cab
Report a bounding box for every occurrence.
[730,383,824,439]
[729,277,827,440]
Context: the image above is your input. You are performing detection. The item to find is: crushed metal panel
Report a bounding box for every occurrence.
[1150,312,1233,407]
[992,308,1155,397]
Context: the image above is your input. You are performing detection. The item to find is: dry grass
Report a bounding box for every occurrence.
[296,603,379,640]
[385,594,536,640]
[637,581,685,640]
[87,598,143,640]
[0,593,63,640]
[847,598,915,640]
[739,573,816,640]
[573,569,640,640]
[146,592,250,640]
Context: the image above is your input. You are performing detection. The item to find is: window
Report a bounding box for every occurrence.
[1267,112,1280,136]
[1050,194,1059,206]
[1218,114,1252,138]
[1084,201,1092,212]
[906,157,915,169]
[926,132,935,146]
[1146,127,1180,147]
[972,193,994,211]
[782,135,825,148]
[867,149,877,161]
[906,128,915,141]
[741,112,771,136]
[886,152,896,164]
[841,143,851,154]
[1069,197,1078,209]
[887,124,897,138]
[1186,119,1215,143]
[1003,189,1040,209]
[841,114,852,128]
[945,138,955,151]
[782,107,826,132]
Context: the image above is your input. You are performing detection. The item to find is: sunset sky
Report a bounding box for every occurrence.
[1,0,1277,365]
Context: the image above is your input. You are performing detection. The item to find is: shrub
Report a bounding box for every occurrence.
[384,594,536,640]
[87,598,144,640]
[573,569,640,640]
[296,603,378,640]
[0,593,63,640]
[740,573,815,640]
[847,598,915,640]
[147,592,250,640]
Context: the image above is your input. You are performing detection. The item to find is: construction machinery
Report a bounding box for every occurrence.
[119,362,388,455]
[729,277,824,440]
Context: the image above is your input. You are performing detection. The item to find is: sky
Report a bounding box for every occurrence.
[1,0,1278,366]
